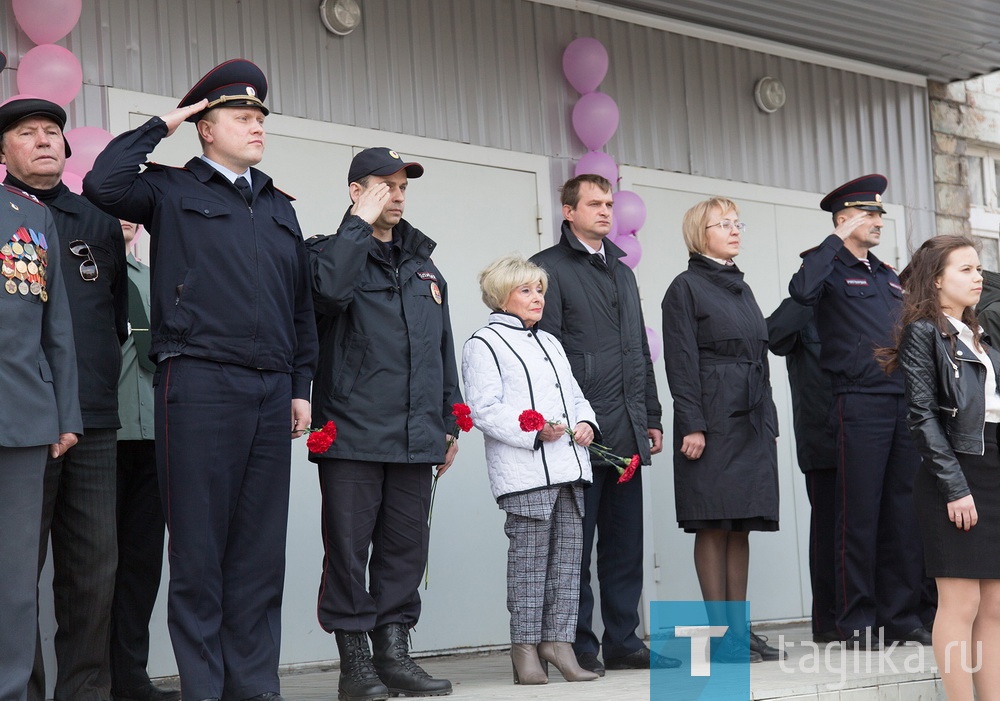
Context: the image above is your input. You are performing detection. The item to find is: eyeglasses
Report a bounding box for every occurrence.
[705,220,747,233]
[68,240,99,281]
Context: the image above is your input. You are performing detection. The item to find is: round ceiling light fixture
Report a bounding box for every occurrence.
[320,0,361,36]
[754,76,786,114]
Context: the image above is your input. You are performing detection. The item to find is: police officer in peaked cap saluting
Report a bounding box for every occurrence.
[84,59,318,701]
[789,175,933,649]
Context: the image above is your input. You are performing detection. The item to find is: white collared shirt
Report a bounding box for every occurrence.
[200,155,252,187]
[946,315,1000,423]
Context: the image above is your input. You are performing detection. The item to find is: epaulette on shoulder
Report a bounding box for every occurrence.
[274,186,296,202]
[3,183,44,206]
[883,262,897,271]
[799,246,819,258]
[142,160,186,173]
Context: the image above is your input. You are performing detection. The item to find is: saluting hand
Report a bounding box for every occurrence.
[947,494,978,531]
[832,212,871,242]
[351,182,390,225]
[160,99,210,137]
[50,432,78,459]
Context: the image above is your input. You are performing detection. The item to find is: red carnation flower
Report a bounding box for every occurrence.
[617,454,641,484]
[456,415,474,432]
[519,409,547,433]
[306,421,337,454]
[452,403,472,418]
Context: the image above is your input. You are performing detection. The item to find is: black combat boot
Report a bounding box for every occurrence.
[369,623,452,697]
[335,631,390,701]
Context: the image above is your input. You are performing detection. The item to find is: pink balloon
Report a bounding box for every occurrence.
[615,232,642,269]
[61,170,83,195]
[572,92,619,151]
[614,190,647,235]
[645,326,662,363]
[65,127,115,177]
[562,37,609,95]
[606,215,619,242]
[575,151,618,185]
[13,0,82,45]
[16,44,83,107]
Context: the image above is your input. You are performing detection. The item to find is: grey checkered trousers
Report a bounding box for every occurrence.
[500,484,584,643]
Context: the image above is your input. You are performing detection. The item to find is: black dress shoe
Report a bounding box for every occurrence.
[888,626,933,645]
[113,684,182,701]
[749,632,787,661]
[605,646,682,670]
[242,694,284,701]
[811,630,839,644]
[843,632,881,651]
[575,652,605,677]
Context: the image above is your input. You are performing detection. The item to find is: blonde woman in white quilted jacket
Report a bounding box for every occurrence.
[462,254,601,686]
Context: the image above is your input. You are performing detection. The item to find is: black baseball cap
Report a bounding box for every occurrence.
[0,96,72,157]
[348,147,423,184]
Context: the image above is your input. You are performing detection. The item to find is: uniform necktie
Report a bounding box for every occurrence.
[235,176,252,205]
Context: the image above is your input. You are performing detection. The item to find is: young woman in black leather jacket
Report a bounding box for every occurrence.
[884,235,1000,701]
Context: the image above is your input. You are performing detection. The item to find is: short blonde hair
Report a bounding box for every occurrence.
[478,255,548,311]
[681,197,740,254]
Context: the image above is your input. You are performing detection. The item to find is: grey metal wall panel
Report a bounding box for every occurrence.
[0,0,934,242]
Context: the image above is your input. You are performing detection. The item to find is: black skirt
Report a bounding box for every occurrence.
[914,423,1000,579]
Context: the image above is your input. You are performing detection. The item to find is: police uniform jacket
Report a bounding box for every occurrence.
[530,223,662,466]
[6,175,128,429]
[766,298,836,473]
[789,233,904,395]
[306,210,462,464]
[662,255,779,522]
[462,312,597,501]
[0,185,83,446]
[898,318,1000,502]
[82,117,318,399]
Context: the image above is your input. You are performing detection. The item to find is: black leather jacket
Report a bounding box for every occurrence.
[898,318,1000,501]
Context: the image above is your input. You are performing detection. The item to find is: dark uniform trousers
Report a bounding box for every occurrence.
[316,460,433,633]
[575,462,645,660]
[834,392,924,638]
[0,446,48,701]
[155,356,291,701]
[111,439,165,694]
[805,469,837,636]
[30,428,118,701]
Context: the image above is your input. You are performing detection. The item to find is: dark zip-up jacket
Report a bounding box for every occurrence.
[83,117,318,399]
[306,210,462,464]
[7,175,128,429]
[789,233,904,394]
[530,223,662,466]
[976,269,1000,341]
[898,318,1000,501]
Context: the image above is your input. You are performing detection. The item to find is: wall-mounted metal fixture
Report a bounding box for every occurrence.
[320,0,362,36]
[754,76,786,113]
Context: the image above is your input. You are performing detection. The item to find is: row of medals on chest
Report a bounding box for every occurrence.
[2,227,48,300]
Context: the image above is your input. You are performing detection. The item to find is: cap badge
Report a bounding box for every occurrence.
[875,193,882,203]
[10,202,18,211]
[389,150,400,159]
[246,86,256,96]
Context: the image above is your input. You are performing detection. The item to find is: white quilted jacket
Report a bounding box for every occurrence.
[462,312,597,500]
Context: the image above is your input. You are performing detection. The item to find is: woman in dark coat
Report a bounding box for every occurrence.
[661,197,780,664]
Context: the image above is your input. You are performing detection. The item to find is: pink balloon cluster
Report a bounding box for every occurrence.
[12,0,85,107]
[65,127,115,177]
[563,37,648,271]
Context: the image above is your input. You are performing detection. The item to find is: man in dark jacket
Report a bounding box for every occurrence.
[766,298,837,642]
[84,60,318,701]
[976,269,1000,341]
[307,148,459,701]
[530,174,670,674]
[0,96,128,701]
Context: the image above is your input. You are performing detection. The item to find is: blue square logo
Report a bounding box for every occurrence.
[650,601,751,701]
